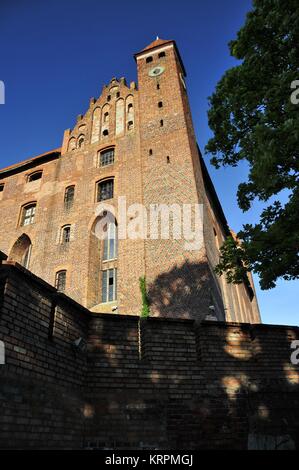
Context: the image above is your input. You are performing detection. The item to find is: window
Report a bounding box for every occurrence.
[149,149,153,156]
[116,92,120,98]
[103,221,117,261]
[103,129,109,136]
[157,84,160,90]
[102,268,117,303]
[107,95,111,102]
[28,171,42,182]
[78,136,85,148]
[104,112,109,122]
[97,179,114,201]
[127,120,134,131]
[128,103,133,113]
[64,186,75,210]
[21,203,36,226]
[160,119,164,127]
[55,270,66,292]
[22,244,32,269]
[146,56,153,63]
[158,51,166,58]
[100,148,114,167]
[158,101,163,108]
[61,225,71,244]
[0,184,4,192]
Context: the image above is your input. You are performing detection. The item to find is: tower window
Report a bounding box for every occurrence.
[160,119,164,127]
[0,184,4,192]
[27,171,42,182]
[21,203,36,226]
[158,51,166,58]
[157,84,160,90]
[158,101,163,108]
[100,148,114,167]
[128,103,133,113]
[127,120,134,131]
[104,112,109,122]
[102,268,117,303]
[64,186,75,210]
[78,136,85,148]
[149,149,153,156]
[116,92,120,98]
[146,56,153,63]
[167,156,170,163]
[55,270,66,292]
[97,179,114,201]
[61,225,71,244]
[103,129,109,136]
[107,95,111,102]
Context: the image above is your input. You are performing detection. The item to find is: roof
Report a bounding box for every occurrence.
[141,38,174,52]
[0,148,61,177]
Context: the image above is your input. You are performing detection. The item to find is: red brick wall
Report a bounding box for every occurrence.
[0,263,298,449]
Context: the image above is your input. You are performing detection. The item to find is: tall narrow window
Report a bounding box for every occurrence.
[22,244,32,269]
[102,268,117,303]
[99,148,114,167]
[127,121,134,131]
[103,221,117,261]
[61,225,71,244]
[64,186,75,210]
[78,136,85,148]
[21,203,36,226]
[97,179,114,201]
[55,270,66,292]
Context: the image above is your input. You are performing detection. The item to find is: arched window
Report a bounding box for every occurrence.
[9,234,32,269]
[78,135,85,148]
[61,225,71,244]
[21,203,36,226]
[27,171,42,182]
[104,112,109,122]
[127,120,134,131]
[103,220,118,261]
[55,270,66,292]
[97,179,114,201]
[128,103,133,113]
[68,137,76,151]
[64,186,75,210]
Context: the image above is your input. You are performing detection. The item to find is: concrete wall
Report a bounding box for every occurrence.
[0,263,298,450]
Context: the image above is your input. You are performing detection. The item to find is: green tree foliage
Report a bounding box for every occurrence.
[206,0,299,289]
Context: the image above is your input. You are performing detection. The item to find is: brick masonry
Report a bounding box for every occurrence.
[0,262,298,449]
[0,38,260,323]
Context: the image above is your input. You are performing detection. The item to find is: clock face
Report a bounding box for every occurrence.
[148,66,165,77]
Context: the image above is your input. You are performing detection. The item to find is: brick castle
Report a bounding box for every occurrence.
[0,38,260,323]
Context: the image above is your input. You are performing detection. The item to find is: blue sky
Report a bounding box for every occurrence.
[0,0,297,325]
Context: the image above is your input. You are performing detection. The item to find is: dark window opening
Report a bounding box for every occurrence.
[157,84,160,90]
[116,92,120,98]
[55,270,66,292]
[104,112,109,122]
[100,148,114,167]
[149,149,153,156]
[78,137,85,148]
[97,179,114,202]
[107,95,111,101]
[103,129,109,136]
[0,184,4,192]
[146,56,153,63]
[28,171,42,182]
[167,156,170,163]
[160,119,164,127]
[127,120,134,130]
[62,226,71,244]
[158,101,163,108]
[128,103,133,112]
[158,51,166,58]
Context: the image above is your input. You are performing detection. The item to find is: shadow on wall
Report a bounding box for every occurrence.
[146,260,224,321]
[84,315,299,450]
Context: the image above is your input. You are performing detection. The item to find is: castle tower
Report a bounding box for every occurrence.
[0,38,261,323]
